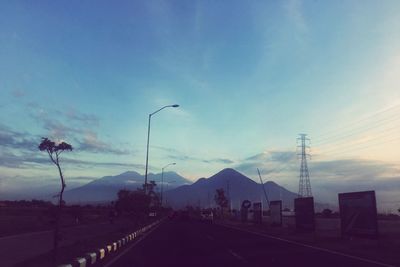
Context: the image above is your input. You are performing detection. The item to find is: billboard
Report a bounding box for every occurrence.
[270,200,282,226]
[294,197,315,232]
[253,202,262,224]
[241,200,251,222]
[338,190,378,238]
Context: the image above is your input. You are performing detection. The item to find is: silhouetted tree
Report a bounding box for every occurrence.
[38,137,72,263]
[322,208,333,217]
[115,189,151,216]
[214,188,228,209]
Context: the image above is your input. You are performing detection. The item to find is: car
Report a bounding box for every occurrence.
[200,210,213,223]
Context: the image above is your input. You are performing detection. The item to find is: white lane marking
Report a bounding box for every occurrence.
[217,223,394,267]
[103,220,165,267]
[227,249,247,263]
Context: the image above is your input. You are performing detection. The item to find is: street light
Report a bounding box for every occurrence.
[144,104,179,194]
[161,162,176,207]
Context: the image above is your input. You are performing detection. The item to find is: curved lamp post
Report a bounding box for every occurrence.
[144,104,179,193]
[161,162,176,207]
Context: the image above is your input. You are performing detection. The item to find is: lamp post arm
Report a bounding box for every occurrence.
[151,105,171,116]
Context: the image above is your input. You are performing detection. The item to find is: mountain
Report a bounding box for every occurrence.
[63,171,190,204]
[164,168,298,210]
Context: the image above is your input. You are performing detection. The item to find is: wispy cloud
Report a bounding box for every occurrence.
[0,151,144,170]
[0,124,39,152]
[64,108,99,126]
[167,154,234,165]
[77,131,131,155]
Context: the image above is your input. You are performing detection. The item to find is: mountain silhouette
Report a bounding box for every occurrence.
[164,168,297,209]
[63,171,190,204]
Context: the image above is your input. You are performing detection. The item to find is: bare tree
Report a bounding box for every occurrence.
[214,188,228,208]
[38,137,72,263]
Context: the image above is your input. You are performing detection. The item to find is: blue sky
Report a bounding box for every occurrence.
[1,1,400,211]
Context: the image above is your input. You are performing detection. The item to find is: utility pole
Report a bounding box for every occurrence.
[297,134,312,197]
[257,168,270,208]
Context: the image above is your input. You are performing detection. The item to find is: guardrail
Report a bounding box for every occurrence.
[58,219,163,267]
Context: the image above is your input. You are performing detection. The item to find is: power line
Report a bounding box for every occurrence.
[314,112,400,146]
[315,103,400,141]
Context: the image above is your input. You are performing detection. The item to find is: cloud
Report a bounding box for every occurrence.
[202,158,234,164]
[77,132,131,155]
[64,108,99,126]
[237,150,297,175]
[0,151,144,170]
[0,124,39,152]
[154,146,234,165]
[167,154,234,165]
[26,103,130,155]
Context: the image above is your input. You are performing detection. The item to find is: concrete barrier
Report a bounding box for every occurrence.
[98,248,105,259]
[58,219,163,267]
[85,252,97,265]
[74,257,86,267]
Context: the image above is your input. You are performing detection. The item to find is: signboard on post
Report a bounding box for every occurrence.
[338,190,378,239]
[241,200,251,222]
[270,200,282,226]
[294,197,315,232]
[253,202,262,224]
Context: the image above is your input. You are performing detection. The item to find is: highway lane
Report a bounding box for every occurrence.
[109,219,391,267]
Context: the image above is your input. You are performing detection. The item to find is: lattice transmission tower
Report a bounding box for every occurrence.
[297,134,312,197]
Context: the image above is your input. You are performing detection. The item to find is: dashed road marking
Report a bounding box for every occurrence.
[227,249,247,263]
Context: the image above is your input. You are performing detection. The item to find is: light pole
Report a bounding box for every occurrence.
[144,104,179,194]
[161,162,176,207]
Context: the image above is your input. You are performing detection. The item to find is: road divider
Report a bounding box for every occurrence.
[57,219,163,267]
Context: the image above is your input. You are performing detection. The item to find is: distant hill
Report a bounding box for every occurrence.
[164,168,298,210]
[63,171,190,204]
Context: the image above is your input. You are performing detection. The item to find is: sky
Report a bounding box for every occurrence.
[0,0,400,211]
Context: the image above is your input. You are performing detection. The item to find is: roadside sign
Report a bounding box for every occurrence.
[241,200,251,222]
[294,197,315,232]
[338,190,378,239]
[270,200,282,226]
[253,202,262,224]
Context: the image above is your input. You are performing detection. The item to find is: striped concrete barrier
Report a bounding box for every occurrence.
[58,219,163,267]
[85,252,97,265]
[98,248,105,260]
[74,257,86,267]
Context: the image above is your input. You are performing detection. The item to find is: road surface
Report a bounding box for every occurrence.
[108,219,391,267]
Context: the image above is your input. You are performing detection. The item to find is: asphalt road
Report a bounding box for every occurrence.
[109,219,391,267]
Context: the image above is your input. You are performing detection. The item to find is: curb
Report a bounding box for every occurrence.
[57,219,163,267]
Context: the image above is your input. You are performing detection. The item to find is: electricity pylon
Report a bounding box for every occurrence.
[297,134,312,197]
